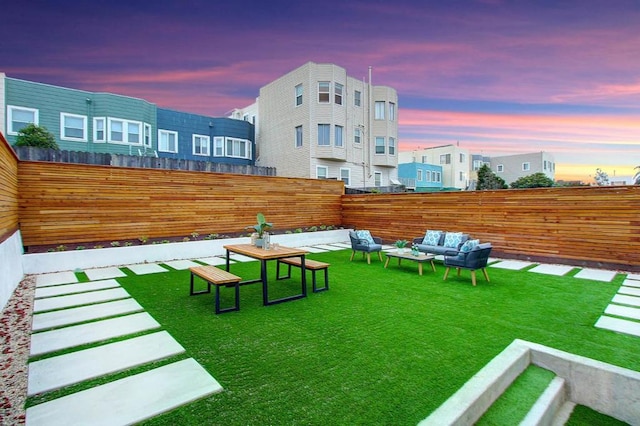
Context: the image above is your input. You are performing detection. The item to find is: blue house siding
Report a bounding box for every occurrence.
[157,108,255,165]
[398,162,443,191]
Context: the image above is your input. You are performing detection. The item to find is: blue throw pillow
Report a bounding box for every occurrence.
[460,239,479,252]
[443,232,463,248]
[422,230,442,245]
[356,230,375,244]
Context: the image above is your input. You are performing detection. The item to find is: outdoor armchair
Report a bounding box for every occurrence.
[443,242,493,286]
[349,230,383,264]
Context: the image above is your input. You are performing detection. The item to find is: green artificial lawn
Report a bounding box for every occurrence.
[30,249,640,424]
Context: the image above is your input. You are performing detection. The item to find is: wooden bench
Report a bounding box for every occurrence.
[276,257,329,293]
[189,266,241,314]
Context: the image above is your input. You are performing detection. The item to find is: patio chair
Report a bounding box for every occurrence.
[443,242,493,286]
[349,230,383,264]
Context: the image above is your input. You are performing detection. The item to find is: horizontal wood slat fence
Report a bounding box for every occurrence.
[342,187,640,271]
[0,134,19,243]
[18,162,344,247]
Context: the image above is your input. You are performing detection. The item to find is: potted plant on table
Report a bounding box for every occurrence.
[395,239,408,254]
[245,213,273,248]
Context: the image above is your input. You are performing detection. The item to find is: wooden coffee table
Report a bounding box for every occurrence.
[384,251,436,275]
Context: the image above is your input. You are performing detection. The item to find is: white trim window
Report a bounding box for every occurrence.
[8,106,38,135]
[335,125,343,147]
[434,172,441,183]
[213,137,224,156]
[60,113,87,142]
[318,82,330,103]
[426,171,432,182]
[295,125,303,148]
[226,137,252,159]
[440,154,451,164]
[340,168,351,186]
[375,101,385,120]
[374,172,382,186]
[193,134,210,156]
[388,137,396,155]
[316,165,328,179]
[108,119,124,143]
[389,102,396,121]
[94,117,106,142]
[158,129,178,153]
[144,123,152,147]
[107,118,145,144]
[295,84,303,106]
[375,137,385,154]
[522,162,531,171]
[354,127,362,144]
[497,164,504,173]
[354,90,361,107]
[318,124,330,146]
[334,83,343,105]
[127,121,141,144]
[417,169,423,181]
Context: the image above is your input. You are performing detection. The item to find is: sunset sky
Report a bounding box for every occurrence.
[2,0,639,182]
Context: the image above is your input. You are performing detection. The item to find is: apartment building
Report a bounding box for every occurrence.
[398,144,470,190]
[232,62,398,188]
[489,152,555,185]
[397,162,444,191]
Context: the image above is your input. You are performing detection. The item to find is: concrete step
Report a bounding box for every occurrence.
[520,376,566,425]
[32,298,144,331]
[35,279,120,299]
[34,287,131,313]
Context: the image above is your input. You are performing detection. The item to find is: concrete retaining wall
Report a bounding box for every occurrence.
[0,230,25,310]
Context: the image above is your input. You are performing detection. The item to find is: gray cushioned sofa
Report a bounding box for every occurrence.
[412,230,470,256]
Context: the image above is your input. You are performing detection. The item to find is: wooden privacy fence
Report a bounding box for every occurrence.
[0,134,19,243]
[342,186,640,271]
[18,162,344,247]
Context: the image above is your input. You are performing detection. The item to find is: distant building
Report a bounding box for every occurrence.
[398,144,470,190]
[489,152,555,185]
[231,62,399,188]
[397,162,443,191]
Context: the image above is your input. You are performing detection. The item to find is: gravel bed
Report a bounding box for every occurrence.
[0,275,35,425]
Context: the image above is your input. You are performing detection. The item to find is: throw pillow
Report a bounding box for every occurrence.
[356,230,375,244]
[443,232,464,248]
[422,230,442,245]
[460,239,479,252]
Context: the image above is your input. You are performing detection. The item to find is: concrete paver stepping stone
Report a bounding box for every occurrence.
[528,264,574,276]
[573,268,617,282]
[25,358,222,426]
[33,288,130,313]
[28,331,185,395]
[298,246,328,253]
[228,253,257,262]
[85,267,127,281]
[36,272,78,287]
[595,315,640,337]
[32,298,144,331]
[618,286,640,297]
[627,273,640,280]
[605,304,640,321]
[623,279,640,288]
[330,242,352,249]
[35,279,121,299]
[314,244,343,251]
[196,257,230,266]
[612,294,640,307]
[30,312,160,356]
[489,260,535,270]
[164,259,201,270]
[126,263,169,275]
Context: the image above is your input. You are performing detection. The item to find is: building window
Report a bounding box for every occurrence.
[440,154,451,164]
[226,137,252,159]
[426,171,432,182]
[107,118,145,144]
[523,162,531,171]
[497,164,504,173]
[354,127,362,144]
[8,106,38,135]
[388,137,396,155]
[459,153,465,163]
[335,125,343,147]
[389,102,396,121]
[375,137,385,154]
[295,84,303,106]
[109,119,124,142]
[375,101,385,120]
[127,122,141,144]
[60,113,87,142]
[316,165,328,179]
[193,134,210,156]
[295,125,303,148]
[543,160,548,170]
[374,172,382,186]
[318,124,330,146]
[93,117,105,142]
[354,90,361,107]
[213,137,224,156]
[434,172,441,182]
[340,168,350,186]
[459,171,465,181]
[417,169,423,181]
[318,82,330,103]
[334,83,343,105]
[473,159,483,171]
[158,130,178,153]
[144,123,152,147]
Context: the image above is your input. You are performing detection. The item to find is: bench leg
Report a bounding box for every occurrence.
[190,272,211,295]
[276,260,292,280]
[214,281,240,314]
[443,267,451,281]
[312,268,329,293]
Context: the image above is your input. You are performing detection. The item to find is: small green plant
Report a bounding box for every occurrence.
[191,232,200,240]
[294,228,303,233]
[205,233,219,240]
[47,248,55,253]
[138,236,149,244]
[124,242,133,247]
[308,226,318,232]
[395,240,408,248]
[245,212,273,238]
[285,230,293,234]
[93,245,104,249]
[110,241,121,247]
[183,237,190,242]
[75,246,85,250]
[56,245,66,252]
[319,225,327,231]
[14,123,59,149]
[162,240,171,244]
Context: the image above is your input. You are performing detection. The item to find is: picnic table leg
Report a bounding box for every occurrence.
[225,249,231,271]
[418,263,423,276]
[261,259,268,305]
[301,255,307,297]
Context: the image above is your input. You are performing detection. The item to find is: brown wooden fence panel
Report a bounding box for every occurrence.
[0,134,19,243]
[18,162,344,247]
[342,186,640,270]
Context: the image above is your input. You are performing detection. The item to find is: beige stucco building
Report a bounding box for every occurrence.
[398,144,471,190]
[231,62,398,188]
[489,152,555,185]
